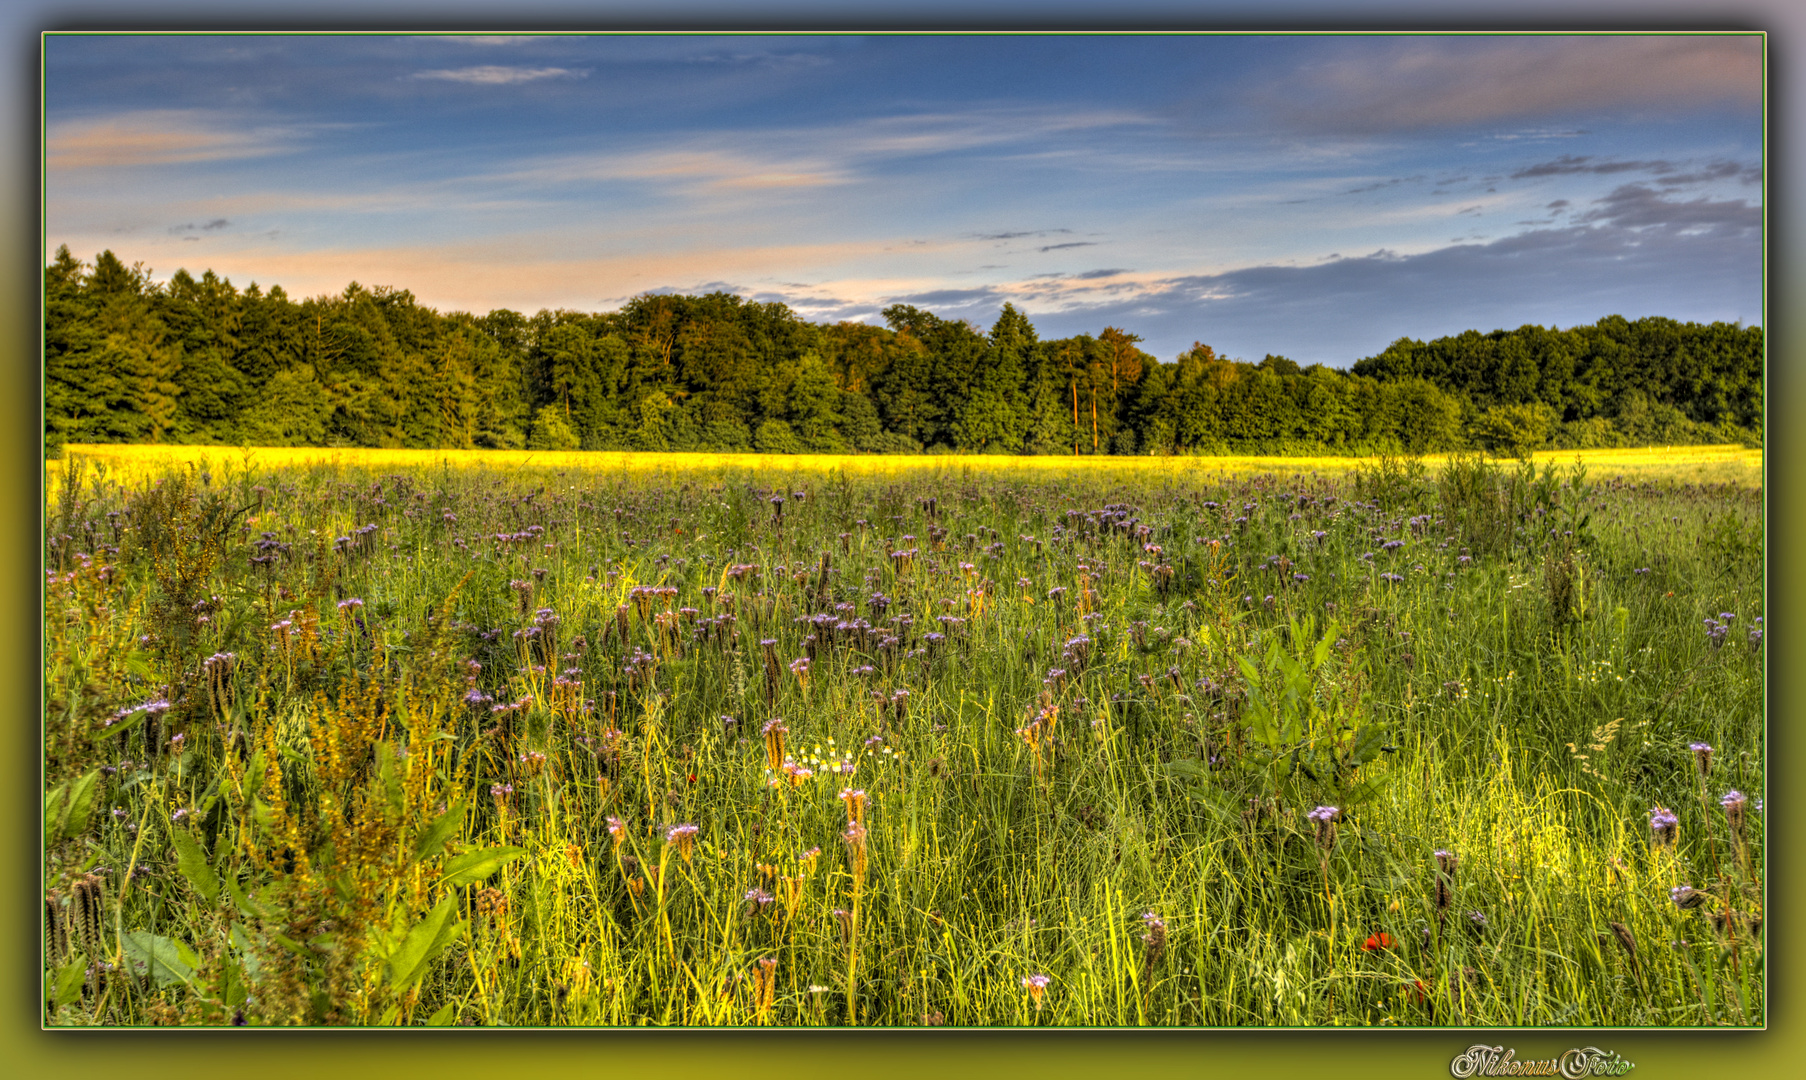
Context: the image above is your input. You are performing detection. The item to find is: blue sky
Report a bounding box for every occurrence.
[43,32,1762,365]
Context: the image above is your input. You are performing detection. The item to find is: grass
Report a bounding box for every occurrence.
[41,447,1764,1027]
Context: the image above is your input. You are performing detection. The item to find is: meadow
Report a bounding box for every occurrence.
[42,446,1764,1027]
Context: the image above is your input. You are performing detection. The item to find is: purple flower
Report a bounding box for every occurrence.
[1721,789,1749,833]
[1688,742,1712,777]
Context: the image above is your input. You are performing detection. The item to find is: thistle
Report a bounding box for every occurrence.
[1308,805,1340,850]
[1434,849,1458,912]
[838,788,868,827]
[1022,973,1051,1011]
[1720,789,1748,838]
[1140,911,1168,978]
[1688,741,1713,779]
[665,823,699,863]
[1670,884,1707,910]
[842,820,869,884]
[762,719,788,774]
[753,956,778,1019]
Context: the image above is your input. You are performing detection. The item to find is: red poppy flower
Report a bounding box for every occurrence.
[1405,978,1429,1004]
[1363,932,1397,952]
[687,772,698,785]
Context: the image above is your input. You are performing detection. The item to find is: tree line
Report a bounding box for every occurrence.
[44,247,1762,458]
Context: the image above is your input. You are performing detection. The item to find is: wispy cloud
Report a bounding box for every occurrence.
[169,218,230,234]
[1510,155,1674,179]
[48,110,296,168]
[501,146,853,193]
[1252,37,1761,134]
[419,36,540,46]
[1574,184,1760,234]
[406,66,588,85]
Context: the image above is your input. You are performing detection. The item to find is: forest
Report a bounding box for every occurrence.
[44,247,1763,458]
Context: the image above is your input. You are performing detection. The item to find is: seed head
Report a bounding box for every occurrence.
[1021,973,1051,1009]
[838,788,868,826]
[1308,805,1340,849]
[1720,789,1749,834]
[665,823,699,862]
[1688,741,1713,778]
[1670,884,1707,910]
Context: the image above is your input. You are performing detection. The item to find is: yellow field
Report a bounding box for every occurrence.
[45,442,1763,501]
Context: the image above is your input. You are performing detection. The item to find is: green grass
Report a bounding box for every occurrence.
[41,452,1764,1027]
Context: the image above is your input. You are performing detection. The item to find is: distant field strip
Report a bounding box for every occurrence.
[48,444,1763,497]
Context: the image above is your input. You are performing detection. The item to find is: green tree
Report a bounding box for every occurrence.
[528,404,582,450]
[239,365,332,446]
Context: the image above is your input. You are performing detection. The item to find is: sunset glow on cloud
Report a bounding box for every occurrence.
[44,32,1762,365]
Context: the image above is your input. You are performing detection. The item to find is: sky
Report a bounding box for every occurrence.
[43,31,1763,366]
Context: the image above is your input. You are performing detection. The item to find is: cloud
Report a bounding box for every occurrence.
[1341,175,1425,195]
[513,147,852,193]
[420,36,539,46]
[406,66,587,85]
[1574,184,1761,233]
[1021,203,1758,363]
[169,218,231,234]
[680,49,836,70]
[1039,241,1096,252]
[976,229,1071,242]
[1510,155,1675,179]
[1251,37,1761,134]
[48,110,293,169]
[1656,161,1762,187]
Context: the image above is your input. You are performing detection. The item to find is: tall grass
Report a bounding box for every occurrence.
[42,449,1763,1026]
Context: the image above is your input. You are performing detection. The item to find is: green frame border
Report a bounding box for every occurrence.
[11,16,1794,1080]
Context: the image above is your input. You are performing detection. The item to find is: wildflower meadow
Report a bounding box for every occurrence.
[42,446,1763,1027]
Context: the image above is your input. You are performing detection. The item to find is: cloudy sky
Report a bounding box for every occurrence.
[43,32,1763,365]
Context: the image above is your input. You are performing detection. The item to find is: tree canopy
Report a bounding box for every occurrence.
[45,247,1763,457]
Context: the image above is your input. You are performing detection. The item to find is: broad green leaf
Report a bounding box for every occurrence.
[413,798,467,861]
[439,845,525,889]
[123,930,197,987]
[63,770,101,840]
[1313,621,1338,667]
[230,924,265,982]
[387,894,463,991]
[426,1001,457,1026]
[42,783,66,848]
[1346,725,1388,768]
[1163,758,1207,782]
[222,955,247,1009]
[51,957,86,1008]
[44,770,102,846]
[169,826,220,905]
[223,876,275,923]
